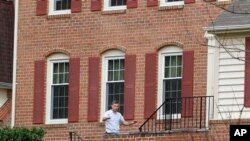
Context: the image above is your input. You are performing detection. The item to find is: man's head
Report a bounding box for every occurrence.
[111,100,119,112]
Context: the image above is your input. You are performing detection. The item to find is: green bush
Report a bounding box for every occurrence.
[0,127,46,141]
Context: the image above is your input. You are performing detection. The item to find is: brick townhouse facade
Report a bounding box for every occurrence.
[13,0,232,140]
[0,0,14,127]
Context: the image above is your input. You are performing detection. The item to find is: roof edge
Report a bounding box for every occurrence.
[204,24,250,34]
[0,82,12,89]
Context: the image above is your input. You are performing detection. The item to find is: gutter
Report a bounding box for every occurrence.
[11,0,19,128]
[203,24,250,34]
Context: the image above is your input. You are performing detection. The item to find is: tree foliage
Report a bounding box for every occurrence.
[0,127,46,141]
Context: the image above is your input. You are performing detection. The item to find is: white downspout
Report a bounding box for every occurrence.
[11,0,19,128]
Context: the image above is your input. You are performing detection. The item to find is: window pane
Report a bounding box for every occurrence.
[114,60,119,70]
[55,0,62,10]
[170,67,177,77]
[108,59,124,81]
[55,0,71,11]
[108,71,113,81]
[163,79,181,115]
[120,70,124,80]
[106,82,124,114]
[120,59,124,69]
[165,67,169,78]
[59,63,64,73]
[108,60,113,70]
[171,56,177,66]
[52,85,68,119]
[177,56,182,66]
[114,71,119,81]
[53,62,69,84]
[166,0,183,2]
[59,74,64,83]
[65,63,69,72]
[117,0,123,6]
[110,0,126,6]
[53,63,59,73]
[64,73,69,83]
[62,0,68,9]
[53,97,59,108]
[177,67,181,77]
[53,74,58,84]
[165,56,170,67]
[53,108,59,119]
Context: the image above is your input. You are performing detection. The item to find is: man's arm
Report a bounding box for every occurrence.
[102,116,110,121]
[122,120,137,126]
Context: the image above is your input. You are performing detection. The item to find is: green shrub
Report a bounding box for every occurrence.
[0,127,46,141]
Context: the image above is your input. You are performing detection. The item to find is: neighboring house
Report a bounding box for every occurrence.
[13,0,229,140]
[0,0,14,127]
[205,0,250,140]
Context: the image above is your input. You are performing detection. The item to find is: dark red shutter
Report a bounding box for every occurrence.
[147,0,158,7]
[144,53,157,118]
[36,0,47,16]
[245,37,250,107]
[124,55,136,120]
[184,0,195,4]
[71,0,82,13]
[127,0,138,8]
[88,57,100,121]
[181,50,194,117]
[91,0,102,11]
[68,58,80,122]
[33,60,45,124]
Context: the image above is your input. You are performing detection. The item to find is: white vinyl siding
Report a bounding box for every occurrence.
[207,36,250,119]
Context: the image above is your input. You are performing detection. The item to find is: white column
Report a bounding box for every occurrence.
[205,32,219,128]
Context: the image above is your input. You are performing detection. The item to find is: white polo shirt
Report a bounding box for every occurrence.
[104,110,125,133]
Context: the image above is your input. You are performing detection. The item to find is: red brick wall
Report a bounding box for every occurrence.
[15,0,228,140]
[0,0,14,83]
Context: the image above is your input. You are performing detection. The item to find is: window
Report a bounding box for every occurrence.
[46,53,69,124]
[103,0,127,11]
[160,0,184,7]
[49,0,71,15]
[106,59,125,114]
[158,47,182,118]
[101,50,125,119]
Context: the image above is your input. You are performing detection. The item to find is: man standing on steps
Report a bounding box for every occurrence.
[102,100,137,135]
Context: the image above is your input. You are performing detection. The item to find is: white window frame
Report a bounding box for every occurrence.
[103,0,127,11]
[159,0,184,7]
[49,0,71,15]
[46,53,69,124]
[158,46,183,119]
[100,50,125,121]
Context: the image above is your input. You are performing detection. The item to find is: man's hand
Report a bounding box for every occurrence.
[130,121,137,125]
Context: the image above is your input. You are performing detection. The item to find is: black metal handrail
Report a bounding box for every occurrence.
[139,96,214,133]
[69,132,84,141]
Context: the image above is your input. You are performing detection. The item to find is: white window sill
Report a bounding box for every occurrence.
[158,114,181,120]
[103,6,127,11]
[45,119,68,125]
[159,2,184,10]
[216,0,232,5]
[48,10,71,16]
[159,1,184,7]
